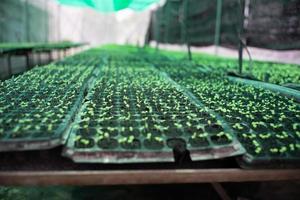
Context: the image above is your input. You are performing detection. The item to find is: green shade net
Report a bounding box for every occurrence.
[57,0,160,12]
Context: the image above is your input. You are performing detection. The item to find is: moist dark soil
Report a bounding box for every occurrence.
[144,139,164,150]
[74,137,95,148]
[210,135,231,145]
[121,139,141,149]
[163,128,182,137]
[189,137,209,148]
[167,138,186,149]
[97,138,118,149]
[204,123,224,134]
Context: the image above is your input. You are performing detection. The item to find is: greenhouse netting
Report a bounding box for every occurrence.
[0,0,300,198]
[148,0,300,50]
[57,0,160,12]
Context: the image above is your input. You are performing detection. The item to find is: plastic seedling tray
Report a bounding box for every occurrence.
[0,65,96,151]
[64,113,245,163]
[63,62,245,163]
[227,76,300,168]
[152,61,300,168]
[235,121,300,168]
[228,76,300,103]
[236,140,300,169]
[96,46,300,167]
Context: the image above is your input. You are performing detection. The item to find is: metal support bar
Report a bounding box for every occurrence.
[44,0,48,42]
[25,52,30,70]
[214,0,223,55]
[164,2,170,43]
[57,4,61,41]
[155,41,159,51]
[64,49,67,58]
[29,52,33,69]
[144,11,153,47]
[48,51,52,63]
[57,50,61,60]
[181,0,192,60]
[7,55,12,77]
[238,0,245,74]
[238,41,243,74]
[25,0,29,42]
[38,52,42,66]
[187,43,192,61]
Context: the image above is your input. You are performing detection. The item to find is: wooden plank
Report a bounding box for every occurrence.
[0,169,299,186]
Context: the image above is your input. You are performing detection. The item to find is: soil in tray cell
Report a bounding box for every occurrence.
[250,122,269,133]
[184,119,204,127]
[238,136,264,157]
[263,138,289,158]
[120,127,141,137]
[289,141,300,157]
[268,123,284,132]
[163,127,183,137]
[74,136,95,149]
[8,131,32,139]
[0,128,5,139]
[97,138,119,149]
[98,120,119,127]
[155,114,172,121]
[210,134,232,145]
[224,115,242,123]
[144,138,164,150]
[119,120,139,127]
[77,128,97,136]
[87,120,101,127]
[197,111,211,119]
[184,126,204,136]
[158,119,179,127]
[204,123,224,134]
[189,137,209,148]
[99,127,118,137]
[143,127,163,137]
[284,120,300,131]
[244,142,264,157]
[31,125,60,138]
[283,111,297,118]
[120,138,141,150]
[143,120,160,129]
[167,137,187,149]
[290,123,300,132]
[231,123,250,133]
[197,116,217,124]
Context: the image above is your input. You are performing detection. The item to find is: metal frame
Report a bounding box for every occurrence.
[0,44,85,79]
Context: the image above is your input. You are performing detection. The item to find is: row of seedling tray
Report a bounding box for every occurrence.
[63,61,243,163]
[152,59,300,168]
[0,45,299,168]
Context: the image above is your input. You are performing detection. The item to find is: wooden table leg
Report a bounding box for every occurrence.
[211,182,232,200]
